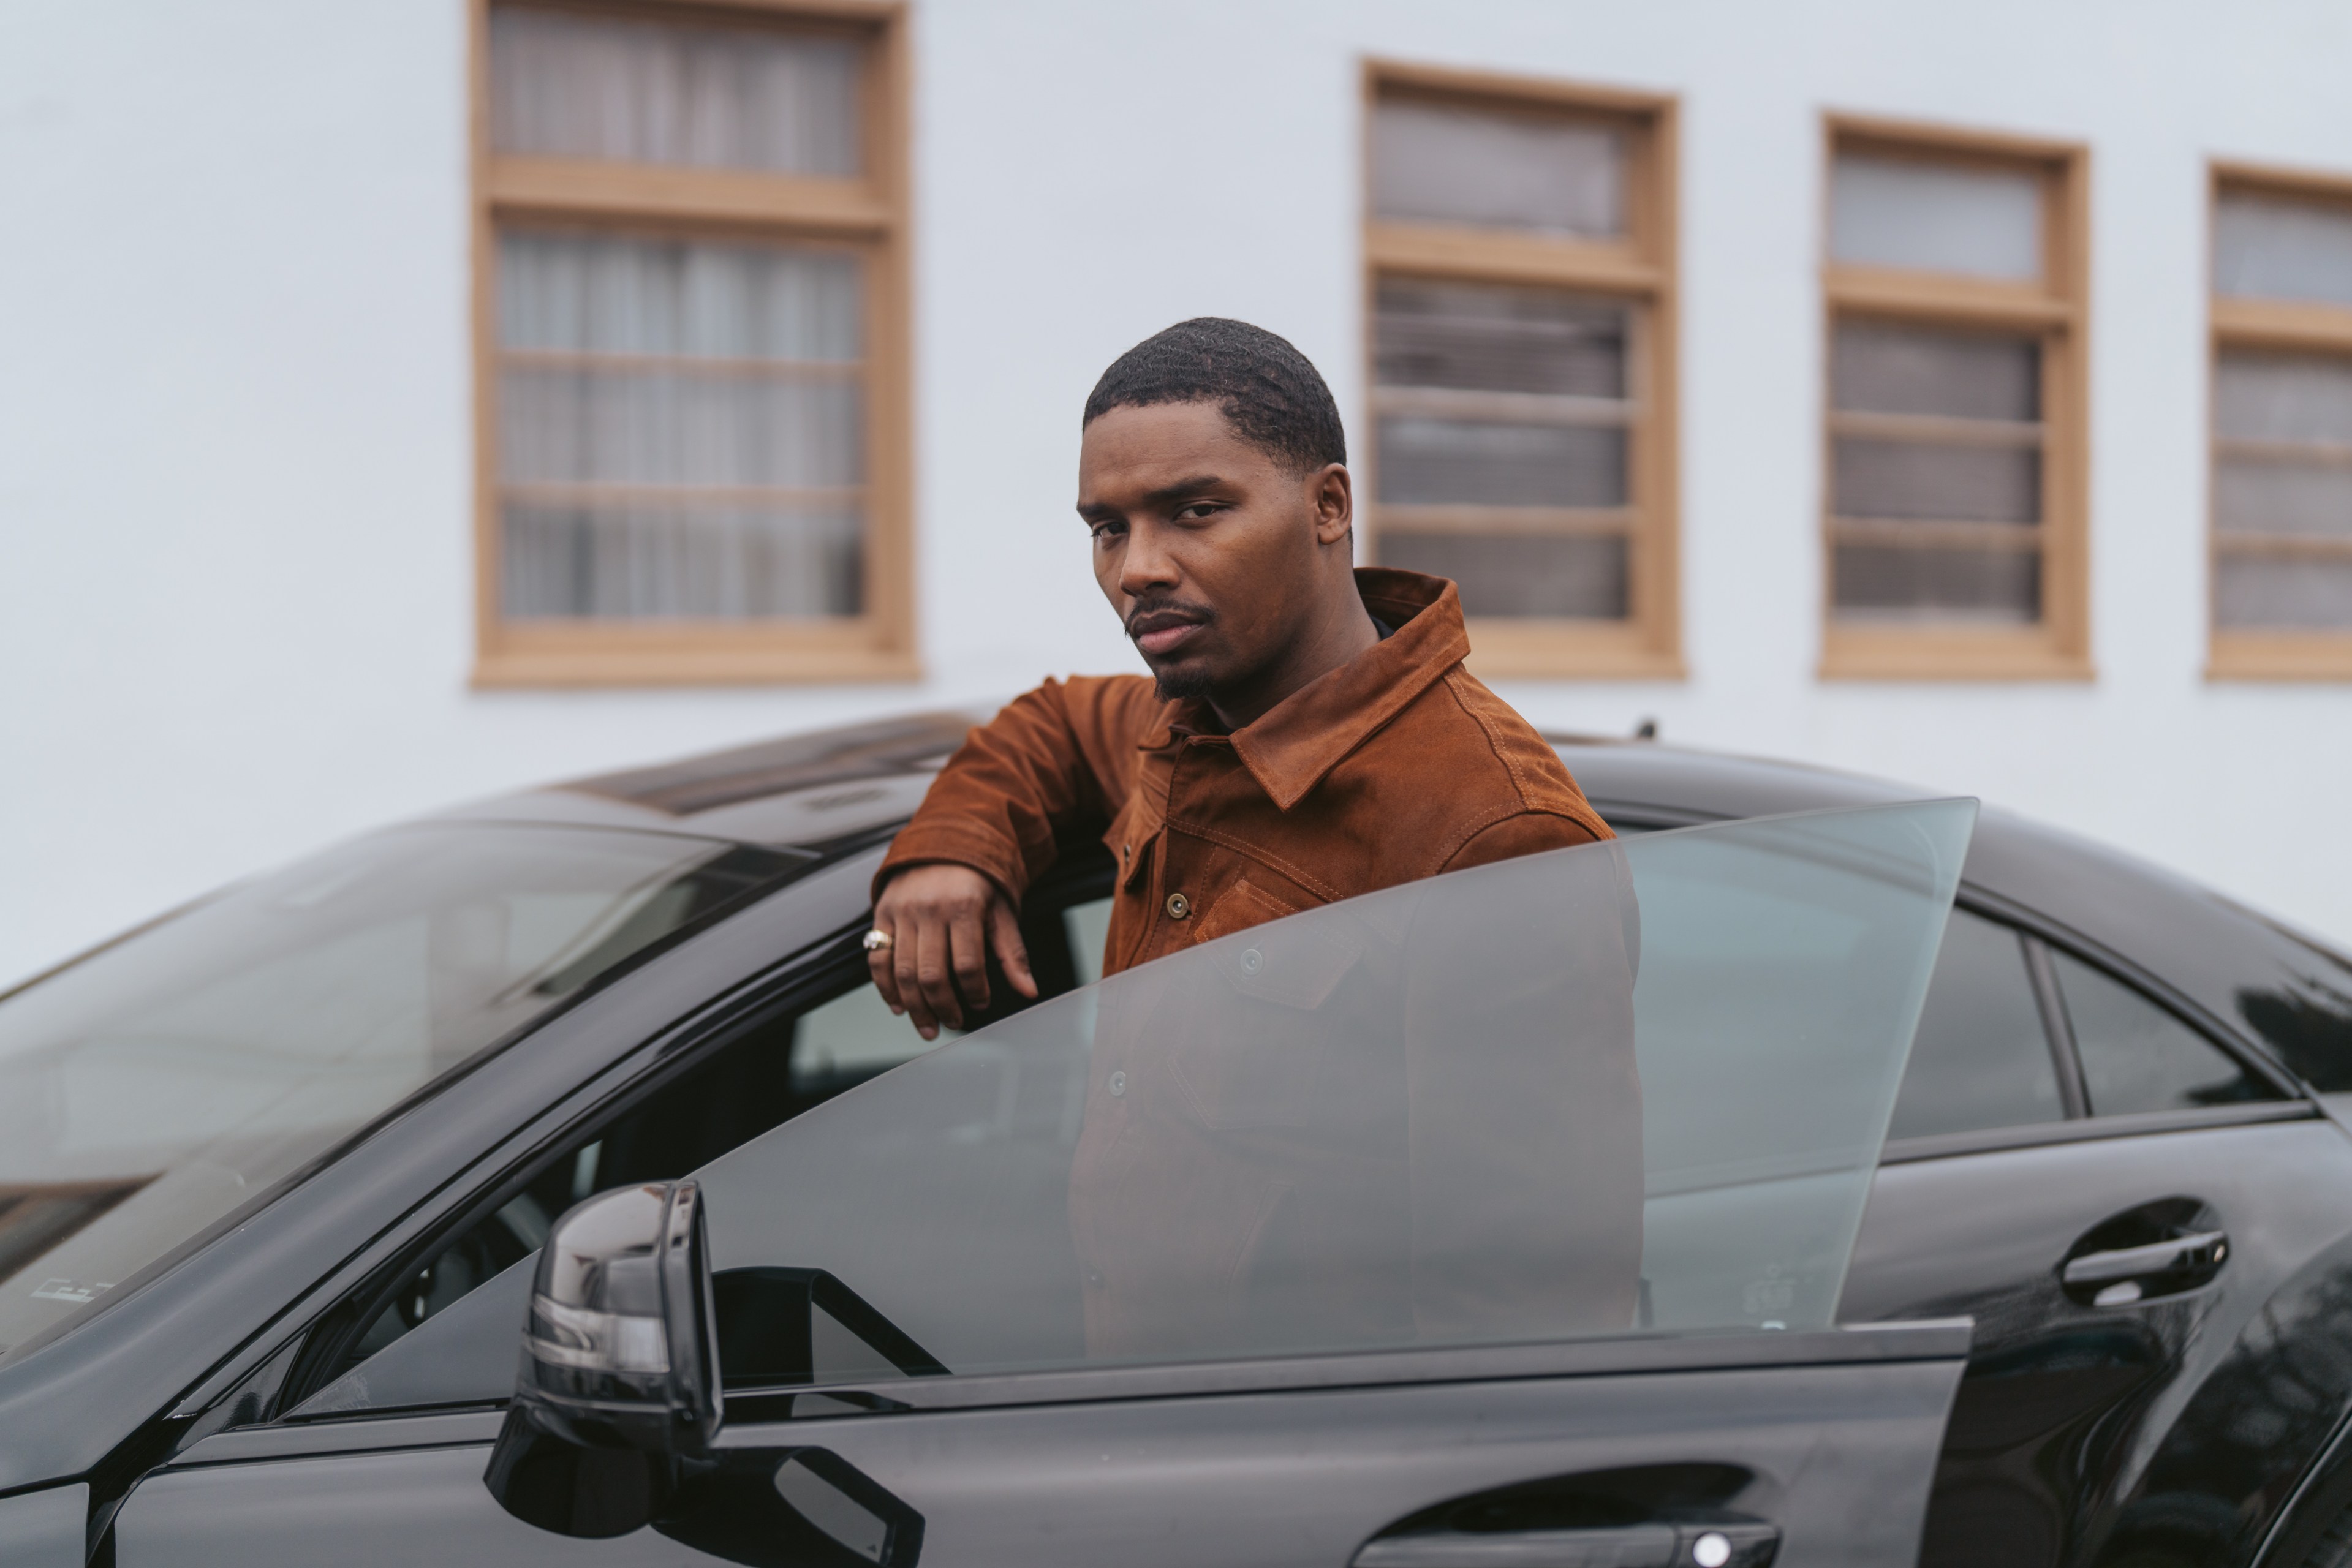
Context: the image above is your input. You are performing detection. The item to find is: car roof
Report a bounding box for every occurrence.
[440,713,2176,936]
[427,710,989,848]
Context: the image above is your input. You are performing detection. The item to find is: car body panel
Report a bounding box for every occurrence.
[121,1331,1971,1567]
[1843,1115,2352,1565]
[0,1483,84,1568]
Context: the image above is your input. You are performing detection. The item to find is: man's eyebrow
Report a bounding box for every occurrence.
[1140,474,1227,508]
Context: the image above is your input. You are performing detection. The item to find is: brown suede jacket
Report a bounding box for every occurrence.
[874,568,1613,975]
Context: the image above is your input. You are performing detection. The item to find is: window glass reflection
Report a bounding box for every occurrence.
[2054,950,2279,1116]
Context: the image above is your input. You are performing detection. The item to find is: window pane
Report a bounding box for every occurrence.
[1832,154,2043,282]
[1833,543,2040,623]
[2215,556,2352,630]
[1887,912,2063,1140]
[1372,100,1624,238]
[2212,349,2352,628]
[1378,418,1625,508]
[489,6,861,176]
[696,804,1973,1371]
[496,231,866,622]
[2216,190,2352,310]
[1832,439,2041,524]
[2217,349,2352,445]
[499,230,862,362]
[1381,533,1628,619]
[2215,462,2352,541]
[1376,280,1627,398]
[2051,950,2277,1116]
[1834,322,2040,422]
[502,504,860,619]
[497,367,864,489]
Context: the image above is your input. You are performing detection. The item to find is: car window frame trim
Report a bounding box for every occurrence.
[1881,1099,2318,1165]
[158,1322,1975,1472]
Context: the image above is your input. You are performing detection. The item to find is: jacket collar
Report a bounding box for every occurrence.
[1139,568,1472,812]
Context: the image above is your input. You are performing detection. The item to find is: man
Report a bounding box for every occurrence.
[861,318,1643,1359]
[866,317,1614,1034]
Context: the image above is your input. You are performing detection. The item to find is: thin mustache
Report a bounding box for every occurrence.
[1124,598,1216,639]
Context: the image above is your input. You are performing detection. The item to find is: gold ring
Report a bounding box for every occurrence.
[862,929,894,953]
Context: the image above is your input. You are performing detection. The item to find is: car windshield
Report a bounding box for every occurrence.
[692,801,1973,1386]
[0,822,807,1365]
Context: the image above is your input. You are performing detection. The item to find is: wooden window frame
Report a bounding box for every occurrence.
[1819,114,2091,682]
[1363,61,1684,681]
[469,0,915,688]
[2207,160,2352,681]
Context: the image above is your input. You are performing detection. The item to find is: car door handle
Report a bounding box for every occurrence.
[2061,1229,2227,1288]
[1353,1520,1778,1567]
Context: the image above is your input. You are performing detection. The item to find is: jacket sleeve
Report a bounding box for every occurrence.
[872,675,1160,904]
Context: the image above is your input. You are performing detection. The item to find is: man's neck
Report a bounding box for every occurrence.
[1206,590,1383,731]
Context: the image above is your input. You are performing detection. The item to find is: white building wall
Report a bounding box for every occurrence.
[5,0,2351,987]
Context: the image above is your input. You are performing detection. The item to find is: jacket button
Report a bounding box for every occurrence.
[1165,892,1191,920]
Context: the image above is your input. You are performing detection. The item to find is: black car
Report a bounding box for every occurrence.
[4,714,2352,1568]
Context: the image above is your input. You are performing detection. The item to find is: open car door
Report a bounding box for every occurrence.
[121,802,1976,1568]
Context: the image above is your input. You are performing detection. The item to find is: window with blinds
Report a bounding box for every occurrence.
[1365,68,1680,679]
[1821,124,2087,679]
[2209,175,2352,678]
[474,2,909,686]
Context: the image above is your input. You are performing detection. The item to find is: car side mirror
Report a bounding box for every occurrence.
[483,1179,720,1538]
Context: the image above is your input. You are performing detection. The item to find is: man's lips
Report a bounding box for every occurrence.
[1127,610,1208,658]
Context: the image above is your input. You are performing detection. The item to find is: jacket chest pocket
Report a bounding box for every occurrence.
[1105,802,1162,894]
[1192,875,1301,945]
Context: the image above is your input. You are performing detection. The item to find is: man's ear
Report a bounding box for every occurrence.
[1310,463,1353,547]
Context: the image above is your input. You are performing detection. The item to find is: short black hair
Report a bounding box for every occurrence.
[1083,317,1346,474]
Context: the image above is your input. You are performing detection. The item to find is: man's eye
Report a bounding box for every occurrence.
[1089,521,1126,540]
[1175,502,1222,522]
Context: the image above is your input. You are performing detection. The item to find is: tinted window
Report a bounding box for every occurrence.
[1887,910,2062,1140]
[2052,950,2279,1115]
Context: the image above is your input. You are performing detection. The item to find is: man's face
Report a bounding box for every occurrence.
[1076,401,1343,703]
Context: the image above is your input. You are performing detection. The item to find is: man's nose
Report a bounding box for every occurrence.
[1116,520,1181,597]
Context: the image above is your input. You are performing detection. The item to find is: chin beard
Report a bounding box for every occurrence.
[1151,663,1217,703]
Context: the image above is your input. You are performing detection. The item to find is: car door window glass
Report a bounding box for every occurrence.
[2053,949,2280,1115]
[694,803,1973,1382]
[1886,910,2063,1140]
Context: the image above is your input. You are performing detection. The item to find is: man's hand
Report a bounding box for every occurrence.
[870,864,1038,1041]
